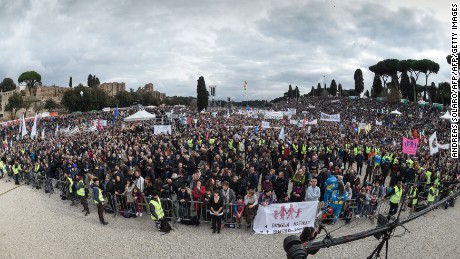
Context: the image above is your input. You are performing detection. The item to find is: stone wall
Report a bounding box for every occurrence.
[98,82,126,96]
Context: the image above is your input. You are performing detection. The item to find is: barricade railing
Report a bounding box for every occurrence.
[19,178,460,233]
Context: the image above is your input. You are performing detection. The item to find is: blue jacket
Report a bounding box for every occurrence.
[92,184,102,203]
[325,175,338,191]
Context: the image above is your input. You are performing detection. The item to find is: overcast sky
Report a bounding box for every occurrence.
[0,0,451,100]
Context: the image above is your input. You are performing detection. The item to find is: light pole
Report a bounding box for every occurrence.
[80,91,83,112]
[209,85,216,111]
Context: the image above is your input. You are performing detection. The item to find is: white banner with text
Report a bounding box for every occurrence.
[253,201,318,235]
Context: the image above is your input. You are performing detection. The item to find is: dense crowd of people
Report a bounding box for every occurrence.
[0,96,458,233]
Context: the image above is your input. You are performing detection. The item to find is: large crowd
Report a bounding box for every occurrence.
[0,96,458,233]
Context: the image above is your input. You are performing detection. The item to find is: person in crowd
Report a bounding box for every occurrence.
[290,184,305,202]
[427,184,439,207]
[64,171,76,206]
[244,189,258,228]
[177,185,191,220]
[75,175,89,216]
[192,180,206,219]
[324,173,338,203]
[233,195,245,228]
[330,182,348,224]
[209,190,224,234]
[258,189,274,206]
[133,186,143,217]
[149,190,168,233]
[306,178,320,202]
[385,181,403,220]
[92,178,108,225]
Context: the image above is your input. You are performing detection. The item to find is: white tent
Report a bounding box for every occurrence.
[123,110,156,122]
[440,111,451,120]
[390,110,402,115]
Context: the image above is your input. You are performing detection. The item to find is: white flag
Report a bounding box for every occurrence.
[21,113,27,139]
[429,132,439,155]
[55,125,59,136]
[30,113,38,139]
[41,128,45,140]
[375,120,383,126]
[279,126,285,141]
[18,117,22,136]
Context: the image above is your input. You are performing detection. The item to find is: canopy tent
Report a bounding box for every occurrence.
[440,111,451,120]
[123,110,156,122]
[390,110,402,115]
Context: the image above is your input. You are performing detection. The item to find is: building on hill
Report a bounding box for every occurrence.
[98,82,125,96]
[35,85,69,103]
[0,88,20,117]
[136,83,166,100]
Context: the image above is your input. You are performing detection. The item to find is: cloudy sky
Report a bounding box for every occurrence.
[0,0,451,100]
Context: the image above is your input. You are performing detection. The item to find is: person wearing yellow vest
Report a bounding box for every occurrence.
[187,138,193,149]
[92,178,108,225]
[258,139,265,146]
[209,138,215,145]
[149,190,168,233]
[425,170,432,185]
[405,182,418,214]
[301,144,307,156]
[292,142,299,157]
[0,160,5,179]
[75,176,89,216]
[228,139,234,151]
[385,181,403,220]
[427,184,439,207]
[12,160,22,185]
[64,172,76,206]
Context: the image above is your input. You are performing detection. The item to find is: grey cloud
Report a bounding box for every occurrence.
[0,0,451,101]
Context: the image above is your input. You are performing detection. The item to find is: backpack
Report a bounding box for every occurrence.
[161,219,172,233]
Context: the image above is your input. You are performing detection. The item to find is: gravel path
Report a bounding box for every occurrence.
[0,181,458,259]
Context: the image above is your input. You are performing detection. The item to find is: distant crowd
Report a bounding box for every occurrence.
[1,96,458,231]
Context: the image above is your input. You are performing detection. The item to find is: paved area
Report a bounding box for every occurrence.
[0,180,458,259]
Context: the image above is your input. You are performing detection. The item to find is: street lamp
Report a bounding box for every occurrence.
[80,91,83,112]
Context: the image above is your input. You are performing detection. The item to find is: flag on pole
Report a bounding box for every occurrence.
[55,124,59,136]
[244,81,247,91]
[21,113,27,139]
[279,126,285,141]
[18,116,22,136]
[429,132,439,155]
[30,113,38,139]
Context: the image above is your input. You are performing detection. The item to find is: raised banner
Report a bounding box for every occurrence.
[307,119,317,125]
[253,201,318,235]
[261,121,270,128]
[264,111,283,120]
[402,137,419,155]
[154,125,172,135]
[320,112,340,122]
[375,120,383,126]
[93,119,107,127]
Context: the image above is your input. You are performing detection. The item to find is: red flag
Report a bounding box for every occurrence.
[97,119,101,130]
[413,129,419,139]
[187,116,191,125]
[303,119,308,128]
[206,132,209,140]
